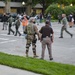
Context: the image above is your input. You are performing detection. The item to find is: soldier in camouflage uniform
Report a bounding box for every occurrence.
[24,17,39,57]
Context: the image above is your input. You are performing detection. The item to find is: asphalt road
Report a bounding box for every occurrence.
[0,22,75,65]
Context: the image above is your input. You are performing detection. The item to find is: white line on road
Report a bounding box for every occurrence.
[0,34,14,36]
[0,38,9,40]
[0,40,16,44]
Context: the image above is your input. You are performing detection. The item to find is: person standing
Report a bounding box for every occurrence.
[14,16,21,36]
[58,14,61,24]
[39,20,54,60]
[2,13,8,30]
[68,14,74,28]
[39,13,43,23]
[46,13,51,27]
[59,14,73,38]
[8,15,14,35]
[24,17,39,57]
[22,15,28,34]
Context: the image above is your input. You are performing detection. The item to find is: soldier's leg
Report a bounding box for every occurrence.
[26,40,31,57]
[32,42,38,57]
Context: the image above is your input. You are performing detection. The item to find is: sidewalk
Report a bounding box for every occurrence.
[0,65,41,75]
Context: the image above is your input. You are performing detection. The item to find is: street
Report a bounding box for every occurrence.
[0,22,75,65]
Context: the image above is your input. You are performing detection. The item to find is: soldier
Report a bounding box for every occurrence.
[24,17,39,57]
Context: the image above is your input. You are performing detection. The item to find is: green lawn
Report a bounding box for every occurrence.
[0,52,75,75]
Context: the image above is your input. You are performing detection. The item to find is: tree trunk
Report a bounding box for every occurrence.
[5,0,11,13]
[26,0,32,15]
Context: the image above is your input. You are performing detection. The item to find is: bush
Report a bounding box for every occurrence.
[45,4,75,19]
[45,4,63,19]
[63,6,75,16]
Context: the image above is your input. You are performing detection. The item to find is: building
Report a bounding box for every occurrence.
[0,0,27,14]
[34,3,43,14]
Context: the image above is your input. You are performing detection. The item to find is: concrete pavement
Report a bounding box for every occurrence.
[0,65,41,75]
[0,22,75,75]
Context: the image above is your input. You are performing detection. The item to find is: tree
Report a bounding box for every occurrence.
[4,0,11,13]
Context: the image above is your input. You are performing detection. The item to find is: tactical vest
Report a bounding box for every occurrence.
[26,24,35,35]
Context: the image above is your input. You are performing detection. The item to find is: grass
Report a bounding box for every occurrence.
[0,52,75,75]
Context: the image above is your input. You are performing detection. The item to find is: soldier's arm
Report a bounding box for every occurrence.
[34,25,41,40]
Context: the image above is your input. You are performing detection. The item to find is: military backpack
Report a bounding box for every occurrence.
[26,24,35,35]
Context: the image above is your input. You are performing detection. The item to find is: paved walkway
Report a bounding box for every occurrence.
[0,65,41,75]
[0,22,75,75]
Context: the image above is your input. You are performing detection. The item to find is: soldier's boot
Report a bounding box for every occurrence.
[33,50,38,58]
[26,50,28,57]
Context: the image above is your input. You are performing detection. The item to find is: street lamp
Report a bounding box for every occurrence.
[22,1,25,5]
[70,3,73,6]
[22,1,25,13]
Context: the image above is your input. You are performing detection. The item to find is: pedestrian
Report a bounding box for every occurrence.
[22,15,28,34]
[68,14,74,28]
[58,14,61,24]
[24,17,40,57]
[46,13,51,27]
[73,13,75,26]
[2,13,8,30]
[39,13,43,23]
[8,15,14,35]
[13,16,21,36]
[39,20,54,60]
[59,14,73,38]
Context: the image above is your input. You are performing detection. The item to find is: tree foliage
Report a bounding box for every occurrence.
[45,4,63,19]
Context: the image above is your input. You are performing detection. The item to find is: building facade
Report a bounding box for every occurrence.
[0,0,27,14]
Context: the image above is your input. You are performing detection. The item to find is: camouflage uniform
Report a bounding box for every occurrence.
[24,21,39,57]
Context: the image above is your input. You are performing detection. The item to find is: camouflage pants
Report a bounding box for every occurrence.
[26,35,36,56]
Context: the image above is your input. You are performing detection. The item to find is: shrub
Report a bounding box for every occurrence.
[45,4,75,19]
[45,4,63,19]
[63,6,75,16]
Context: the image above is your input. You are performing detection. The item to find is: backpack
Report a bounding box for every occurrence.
[26,24,35,35]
